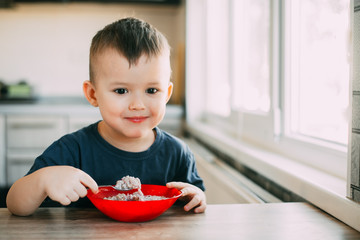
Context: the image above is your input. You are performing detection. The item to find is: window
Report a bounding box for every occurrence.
[185,0,357,230]
[205,0,231,117]
[186,0,350,178]
[284,0,350,146]
[204,0,271,117]
[232,0,271,113]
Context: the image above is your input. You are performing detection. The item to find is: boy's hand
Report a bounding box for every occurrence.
[166,182,206,213]
[40,166,98,206]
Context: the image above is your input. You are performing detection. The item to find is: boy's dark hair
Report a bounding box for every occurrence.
[89,17,170,82]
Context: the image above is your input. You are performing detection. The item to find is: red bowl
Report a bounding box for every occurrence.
[87,184,182,222]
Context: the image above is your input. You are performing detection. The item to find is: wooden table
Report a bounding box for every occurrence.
[0,203,359,240]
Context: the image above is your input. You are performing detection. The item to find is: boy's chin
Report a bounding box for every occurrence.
[122,128,155,139]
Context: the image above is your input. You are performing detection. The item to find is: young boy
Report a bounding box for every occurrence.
[6,17,206,216]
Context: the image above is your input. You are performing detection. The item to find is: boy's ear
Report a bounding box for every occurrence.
[83,80,99,107]
[166,82,173,103]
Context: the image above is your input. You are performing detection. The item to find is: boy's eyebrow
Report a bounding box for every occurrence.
[108,81,129,87]
[147,81,162,85]
[108,81,163,87]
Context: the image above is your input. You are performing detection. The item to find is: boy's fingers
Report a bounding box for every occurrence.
[167,181,206,213]
[56,195,71,206]
[194,201,207,213]
[180,187,191,196]
[167,182,190,196]
[166,181,181,188]
[167,182,188,190]
[183,194,202,211]
[74,184,88,198]
[80,173,98,193]
[66,190,80,202]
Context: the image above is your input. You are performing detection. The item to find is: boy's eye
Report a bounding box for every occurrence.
[114,88,128,94]
[146,88,158,94]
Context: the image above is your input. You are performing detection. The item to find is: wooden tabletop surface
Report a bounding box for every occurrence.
[0,202,359,240]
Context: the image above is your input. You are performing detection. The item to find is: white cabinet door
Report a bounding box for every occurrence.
[6,115,67,149]
[6,115,67,185]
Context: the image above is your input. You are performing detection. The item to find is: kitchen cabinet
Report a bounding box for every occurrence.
[4,114,101,185]
[6,152,40,186]
[0,99,102,186]
[5,115,68,184]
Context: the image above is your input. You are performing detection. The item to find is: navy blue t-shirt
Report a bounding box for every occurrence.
[27,121,204,207]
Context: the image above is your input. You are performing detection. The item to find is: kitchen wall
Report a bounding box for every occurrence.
[0,2,185,103]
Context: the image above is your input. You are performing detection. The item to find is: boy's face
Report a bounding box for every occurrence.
[84,48,173,142]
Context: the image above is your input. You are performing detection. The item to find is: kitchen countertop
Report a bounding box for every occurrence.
[0,96,90,105]
[0,96,99,115]
[1,203,359,239]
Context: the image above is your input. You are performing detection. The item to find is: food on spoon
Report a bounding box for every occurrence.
[114,175,141,190]
[105,176,169,201]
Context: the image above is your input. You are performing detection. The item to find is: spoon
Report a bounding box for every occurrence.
[112,185,139,191]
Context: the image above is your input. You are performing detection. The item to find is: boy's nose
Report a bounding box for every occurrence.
[129,97,145,111]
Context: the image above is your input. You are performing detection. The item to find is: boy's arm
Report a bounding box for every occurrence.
[6,169,48,216]
[6,166,98,216]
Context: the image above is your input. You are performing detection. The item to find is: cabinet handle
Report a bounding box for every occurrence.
[9,123,56,129]
[8,159,34,164]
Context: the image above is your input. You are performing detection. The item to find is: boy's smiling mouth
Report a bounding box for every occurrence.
[125,116,148,123]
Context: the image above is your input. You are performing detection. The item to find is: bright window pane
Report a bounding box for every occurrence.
[287,0,350,145]
[205,0,231,117]
[232,0,271,112]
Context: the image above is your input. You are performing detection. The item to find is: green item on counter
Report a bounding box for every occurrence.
[7,83,32,98]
